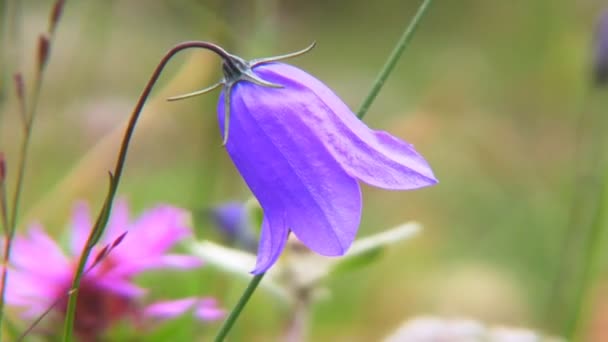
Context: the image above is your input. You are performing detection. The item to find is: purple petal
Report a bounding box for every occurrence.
[210,202,246,237]
[251,63,437,190]
[219,77,363,273]
[194,297,225,321]
[251,215,289,274]
[106,254,202,278]
[69,201,92,255]
[210,202,258,251]
[143,297,197,319]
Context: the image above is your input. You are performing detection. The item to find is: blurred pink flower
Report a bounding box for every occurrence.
[4,200,224,339]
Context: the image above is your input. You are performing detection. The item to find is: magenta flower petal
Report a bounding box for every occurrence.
[143,297,197,319]
[69,201,92,254]
[106,254,201,278]
[251,63,437,190]
[103,198,130,243]
[96,277,146,298]
[6,199,216,339]
[144,297,224,321]
[12,225,70,279]
[220,83,363,273]
[5,270,63,303]
[113,206,191,261]
[194,297,225,321]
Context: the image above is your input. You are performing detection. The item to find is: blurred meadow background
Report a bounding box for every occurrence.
[1,0,608,341]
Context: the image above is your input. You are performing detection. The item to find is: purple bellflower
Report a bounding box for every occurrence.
[171,42,437,274]
[209,202,257,252]
[5,200,223,339]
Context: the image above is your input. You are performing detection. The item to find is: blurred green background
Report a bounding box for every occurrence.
[1,0,608,341]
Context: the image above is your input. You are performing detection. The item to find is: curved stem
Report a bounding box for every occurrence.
[357,0,433,119]
[214,273,265,342]
[61,40,228,342]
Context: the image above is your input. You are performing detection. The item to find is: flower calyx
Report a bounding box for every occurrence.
[167,41,317,145]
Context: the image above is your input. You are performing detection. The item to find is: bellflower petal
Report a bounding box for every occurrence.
[220,86,363,273]
[251,63,437,190]
[252,215,289,274]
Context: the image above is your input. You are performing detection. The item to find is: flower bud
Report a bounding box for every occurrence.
[37,34,50,72]
[594,11,608,86]
[49,0,65,34]
[0,152,5,182]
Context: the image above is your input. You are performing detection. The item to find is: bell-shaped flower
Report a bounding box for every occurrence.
[171,42,437,274]
[208,201,257,252]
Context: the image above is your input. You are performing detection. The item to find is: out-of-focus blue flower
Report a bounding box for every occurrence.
[209,202,257,252]
[173,43,437,274]
[4,200,223,340]
[595,10,608,85]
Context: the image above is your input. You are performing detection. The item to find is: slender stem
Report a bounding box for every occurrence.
[0,38,46,341]
[545,89,593,329]
[356,0,433,119]
[214,273,265,342]
[565,169,608,340]
[61,40,235,342]
[282,292,311,342]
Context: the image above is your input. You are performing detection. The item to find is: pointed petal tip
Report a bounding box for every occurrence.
[250,255,276,275]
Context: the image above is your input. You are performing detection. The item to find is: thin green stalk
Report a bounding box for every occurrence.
[565,169,608,340]
[61,40,238,342]
[0,3,63,335]
[0,45,46,342]
[214,273,265,342]
[357,0,433,119]
[545,89,594,329]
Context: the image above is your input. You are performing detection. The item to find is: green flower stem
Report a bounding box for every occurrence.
[214,273,265,342]
[357,0,433,119]
[61,40,233,342]
[566,168,608,341]
[212,1,434,340]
